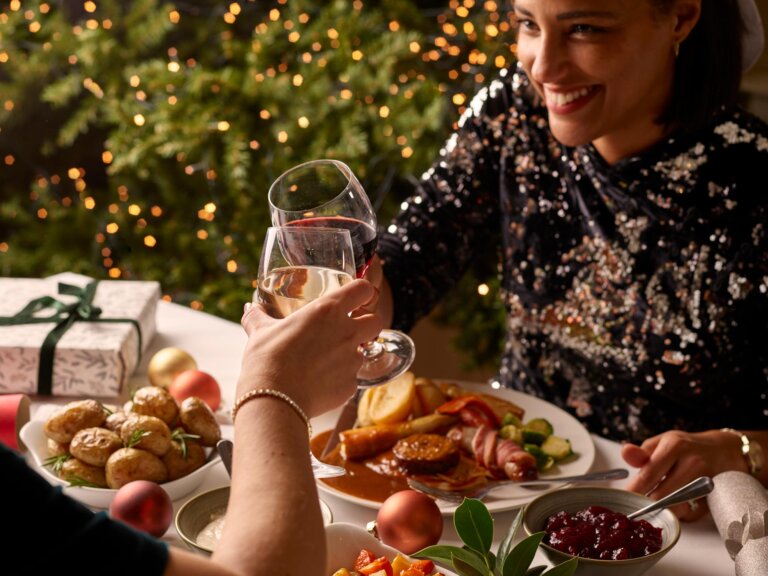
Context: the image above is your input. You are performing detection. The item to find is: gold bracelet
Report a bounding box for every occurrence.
[232,388,312,437]
[722,427,765,477]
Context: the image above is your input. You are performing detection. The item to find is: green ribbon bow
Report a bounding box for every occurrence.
[0,280,142,395]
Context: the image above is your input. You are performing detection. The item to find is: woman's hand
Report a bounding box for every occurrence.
[238,279,383,417]
[621,429,748,521]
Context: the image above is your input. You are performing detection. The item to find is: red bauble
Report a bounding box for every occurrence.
[109,480,173,538]
[376,490,443,554]
[168,369,221,411]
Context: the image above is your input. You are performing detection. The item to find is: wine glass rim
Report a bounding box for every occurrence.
[266,225,354,238]
[267,158,357,215]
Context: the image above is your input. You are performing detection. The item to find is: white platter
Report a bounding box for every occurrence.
[20,419,225,509]
[313,382,596,514]
[325,522,457,576]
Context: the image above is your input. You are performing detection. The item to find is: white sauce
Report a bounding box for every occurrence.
[196,512,226,551]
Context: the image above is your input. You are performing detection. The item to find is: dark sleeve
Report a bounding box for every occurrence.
[2,444,169,576]
[377,71,520,331]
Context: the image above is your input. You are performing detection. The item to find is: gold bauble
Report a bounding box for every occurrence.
[147,347,197,388]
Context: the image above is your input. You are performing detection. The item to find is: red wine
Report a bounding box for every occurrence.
[287,216,377,276]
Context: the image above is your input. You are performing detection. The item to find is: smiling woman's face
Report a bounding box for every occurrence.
[513,0,697,164]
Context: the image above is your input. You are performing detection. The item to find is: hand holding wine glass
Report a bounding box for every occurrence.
[254,225,372,478]
[268,159,415,387]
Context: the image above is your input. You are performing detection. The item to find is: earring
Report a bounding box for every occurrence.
[674,42,680,57]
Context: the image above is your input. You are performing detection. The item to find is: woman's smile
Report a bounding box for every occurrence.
[544,85,599,113]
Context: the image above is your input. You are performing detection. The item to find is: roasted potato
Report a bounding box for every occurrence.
[179,397,220,447]
[163,438,206,481]
[131,386,179,425]
[120,414,172,457]
[59,457,108,488]
[70,427,123,467]
[43,399,107,443]
[106,447,168,489]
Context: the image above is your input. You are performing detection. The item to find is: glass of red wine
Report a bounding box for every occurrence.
[268,159,415,388]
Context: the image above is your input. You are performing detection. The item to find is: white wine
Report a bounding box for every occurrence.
[256,265,353,318]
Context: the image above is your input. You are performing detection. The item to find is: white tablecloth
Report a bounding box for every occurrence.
[27,301,735,575]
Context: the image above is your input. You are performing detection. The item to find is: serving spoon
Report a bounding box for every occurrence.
[627,476,714,519]
[217,439,234,477]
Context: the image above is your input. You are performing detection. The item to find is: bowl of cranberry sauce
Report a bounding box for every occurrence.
[523,487,680,576]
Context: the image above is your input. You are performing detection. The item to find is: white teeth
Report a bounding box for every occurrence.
[549,87,591,107]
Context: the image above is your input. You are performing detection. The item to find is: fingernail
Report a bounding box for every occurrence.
[244,302,252,313]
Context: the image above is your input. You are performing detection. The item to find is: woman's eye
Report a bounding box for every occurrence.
[513,17,538,32]
[571,24,602,35]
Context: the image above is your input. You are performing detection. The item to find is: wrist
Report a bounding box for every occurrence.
[721,428,765,477]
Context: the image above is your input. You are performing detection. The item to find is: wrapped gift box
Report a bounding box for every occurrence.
[0,275,160,397]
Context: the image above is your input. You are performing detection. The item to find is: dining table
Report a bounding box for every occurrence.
[22,299,736,576]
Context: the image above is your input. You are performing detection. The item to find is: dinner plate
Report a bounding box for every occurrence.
[312,381,596,514]
[20,419,226,509]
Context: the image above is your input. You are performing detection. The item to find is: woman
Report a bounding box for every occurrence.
[3,279,382,575]
[373,0,768,520]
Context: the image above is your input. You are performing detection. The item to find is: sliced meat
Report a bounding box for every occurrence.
[392,433,460,474]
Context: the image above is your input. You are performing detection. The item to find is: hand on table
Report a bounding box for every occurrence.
[621,429,747,521]
[238,279,383,418]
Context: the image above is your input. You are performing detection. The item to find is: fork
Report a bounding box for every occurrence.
[407,468,629,503]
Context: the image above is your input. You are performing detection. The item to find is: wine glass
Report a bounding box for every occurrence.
[255,225,355,478]
[268,159,416,387]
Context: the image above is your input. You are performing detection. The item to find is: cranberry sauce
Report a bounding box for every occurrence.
[544,505,663,560]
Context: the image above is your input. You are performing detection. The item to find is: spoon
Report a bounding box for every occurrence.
[217,439,234,477]
[627,476,714,519]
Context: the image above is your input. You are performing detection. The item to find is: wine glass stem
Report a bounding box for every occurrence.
[359,340,384,360]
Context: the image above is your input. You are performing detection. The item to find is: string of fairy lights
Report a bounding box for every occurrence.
[0,0,515,310]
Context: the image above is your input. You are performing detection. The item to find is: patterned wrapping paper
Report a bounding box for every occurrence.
[707,471,768,576]
[0,276,160,397]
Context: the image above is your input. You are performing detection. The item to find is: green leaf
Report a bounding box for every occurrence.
[497,509,523,566]
[524,567,547,576]
[451,551,489,576]
[502,533,545,576]
[412,544,462,565]
[541,558,578,576]
[454,498,494,556]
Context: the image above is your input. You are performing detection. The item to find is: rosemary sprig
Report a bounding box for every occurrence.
[171,428,201,459]
[127,429,151,448]
[43,453,71,473]
[65,474,103,488]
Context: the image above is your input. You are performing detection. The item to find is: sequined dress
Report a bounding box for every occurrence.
[379,66,768,442]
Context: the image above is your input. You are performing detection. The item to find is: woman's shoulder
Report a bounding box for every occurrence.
[458,63,546,128]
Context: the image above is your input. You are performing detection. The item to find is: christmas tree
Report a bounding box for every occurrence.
[0,0,513,370]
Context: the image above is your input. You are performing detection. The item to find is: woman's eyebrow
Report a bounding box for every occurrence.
[514,6,617,21]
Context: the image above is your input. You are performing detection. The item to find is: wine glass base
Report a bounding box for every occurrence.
[356,329,416,387]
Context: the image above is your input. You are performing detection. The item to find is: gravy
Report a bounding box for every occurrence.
[310,430,409,502]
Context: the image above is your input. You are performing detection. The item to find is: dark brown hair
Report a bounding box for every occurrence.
[655,0,744,132]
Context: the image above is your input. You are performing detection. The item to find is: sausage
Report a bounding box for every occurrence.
[392,433,460,474]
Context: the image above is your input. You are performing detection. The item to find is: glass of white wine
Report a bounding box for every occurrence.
[254,225,354,478]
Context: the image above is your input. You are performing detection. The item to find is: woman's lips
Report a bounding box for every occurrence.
[545,86,597,113]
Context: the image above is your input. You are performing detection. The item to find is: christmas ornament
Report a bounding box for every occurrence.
[375,489,443,554]
[147,347,197,388]
[109,480,173,537]
[169,369,222,411]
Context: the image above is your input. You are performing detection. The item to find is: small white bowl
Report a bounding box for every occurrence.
[20,419,221,509]
[176,486,333,555]
[523,486,681,576]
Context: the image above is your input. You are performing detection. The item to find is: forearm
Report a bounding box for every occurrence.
[723,429,768,487]
[213,395,325,575]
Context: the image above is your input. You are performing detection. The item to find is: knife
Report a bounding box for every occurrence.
[320,388,362,458]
